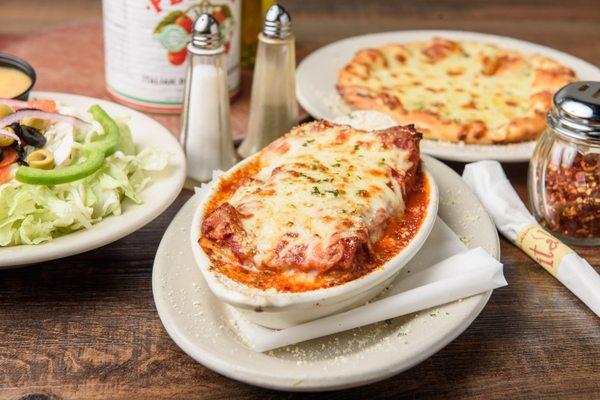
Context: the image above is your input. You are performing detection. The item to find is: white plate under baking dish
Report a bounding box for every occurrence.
[152,155,500,391]
[296,30,600,163]
[0,92,186,268]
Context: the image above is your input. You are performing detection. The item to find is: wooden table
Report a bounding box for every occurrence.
[1,1,599,399]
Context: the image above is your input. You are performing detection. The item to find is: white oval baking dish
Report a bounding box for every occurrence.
[190,154,439,329]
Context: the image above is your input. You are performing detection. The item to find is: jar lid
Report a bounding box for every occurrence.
[548,81,600,142]
[190,14,222,51]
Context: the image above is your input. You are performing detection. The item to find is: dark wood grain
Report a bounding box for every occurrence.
[0,1,599,399]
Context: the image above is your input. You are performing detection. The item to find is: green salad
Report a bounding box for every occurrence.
[0,99,168,246]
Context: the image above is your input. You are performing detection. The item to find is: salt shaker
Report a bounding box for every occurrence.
[180,14,237,184]
[528,81,600,246]
[238,3,298,158]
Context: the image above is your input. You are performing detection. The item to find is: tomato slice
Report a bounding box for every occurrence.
[0,165,11,184]
[27,99,57,112]
[13,99,57,113]
[0,147,18,168]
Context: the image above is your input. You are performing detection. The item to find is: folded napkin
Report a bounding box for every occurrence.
[226,218,506,352]
[463,160,600,318]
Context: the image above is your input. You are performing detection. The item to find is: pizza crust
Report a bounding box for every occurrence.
[337,38,577,144]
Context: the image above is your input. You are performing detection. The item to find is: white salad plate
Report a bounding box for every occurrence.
[296,30,600,163]
[152,155,500,391]
[0,92,186,268]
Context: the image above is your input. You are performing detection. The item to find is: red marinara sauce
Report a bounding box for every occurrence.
[199,162,430,293]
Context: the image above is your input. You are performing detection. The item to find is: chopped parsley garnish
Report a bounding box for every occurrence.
[354,144,360,151]
[332,163,341,167]
[325,189,340,197]
[298,172,315,181]
[302,139,316,147]
[316,177,335,183]
[311,186,322,195]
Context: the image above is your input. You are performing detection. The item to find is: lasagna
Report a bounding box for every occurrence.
[337,38,576,144]
[200,121,428,292]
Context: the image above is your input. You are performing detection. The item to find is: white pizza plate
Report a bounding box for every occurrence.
[296,30,600,163]
[152,155,500,391]
[0,92,186,268]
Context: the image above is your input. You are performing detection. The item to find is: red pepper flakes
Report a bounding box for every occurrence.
[542,153,599,238]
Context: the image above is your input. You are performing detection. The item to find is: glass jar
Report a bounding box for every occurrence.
[528,82,600,246]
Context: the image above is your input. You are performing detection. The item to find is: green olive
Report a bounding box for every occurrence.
[0,127,16,147]
[0,104,13,120]
[21,117,50,133]
[26,149,55,170]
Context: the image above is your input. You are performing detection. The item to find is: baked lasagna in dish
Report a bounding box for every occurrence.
[200,121,429,292]
[337,38,576,144]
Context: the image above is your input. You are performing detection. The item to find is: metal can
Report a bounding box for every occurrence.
[103,0,240,113]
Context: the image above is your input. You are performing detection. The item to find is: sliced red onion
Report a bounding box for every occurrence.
[0,109,91,130]
[0,128,20,144]
[0,98,28,109]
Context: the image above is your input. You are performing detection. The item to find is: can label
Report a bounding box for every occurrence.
[103,0,240,113]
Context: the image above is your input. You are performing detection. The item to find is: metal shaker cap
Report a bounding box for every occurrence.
[191,13,222,50]
[263,3,292,39]
[547,81,600,141]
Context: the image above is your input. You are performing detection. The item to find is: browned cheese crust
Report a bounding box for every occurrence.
[337,38,577,144]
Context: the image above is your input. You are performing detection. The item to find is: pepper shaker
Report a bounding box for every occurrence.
[179,14,237,184]
[238,3,298,158]
[528,81,600,246]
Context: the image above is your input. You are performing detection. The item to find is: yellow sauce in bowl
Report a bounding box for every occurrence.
[0,67,33,98]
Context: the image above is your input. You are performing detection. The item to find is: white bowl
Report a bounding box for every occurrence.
[190,156,439,329]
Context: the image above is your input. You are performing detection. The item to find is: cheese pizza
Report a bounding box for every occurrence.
[337,38,576,144]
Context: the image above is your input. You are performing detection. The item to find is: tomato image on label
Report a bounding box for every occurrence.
[168,48,188,65]
[153,1,235,66]
[175,15,193,33]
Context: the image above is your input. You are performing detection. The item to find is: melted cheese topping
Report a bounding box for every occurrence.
[227,124,413,272]
[343,40,573,135]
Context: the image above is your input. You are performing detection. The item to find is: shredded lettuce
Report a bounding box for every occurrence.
[0,121,168,247]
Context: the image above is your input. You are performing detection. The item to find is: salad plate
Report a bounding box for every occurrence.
[0,92,186,268]
[153,156,500,391]
[296,30,600,162]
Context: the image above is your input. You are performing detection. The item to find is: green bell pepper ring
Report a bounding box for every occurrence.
[16,146,105,185]
[87,104,120,156]
[15,105,122,185]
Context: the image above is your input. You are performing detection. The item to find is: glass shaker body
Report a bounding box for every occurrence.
[238,33,298,158]
[528,127,600,246]
[180,48,237,183]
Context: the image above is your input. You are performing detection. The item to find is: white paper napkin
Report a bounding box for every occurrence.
[226,218,507,352]
[463,160,600,318]
[462,160,535,242]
